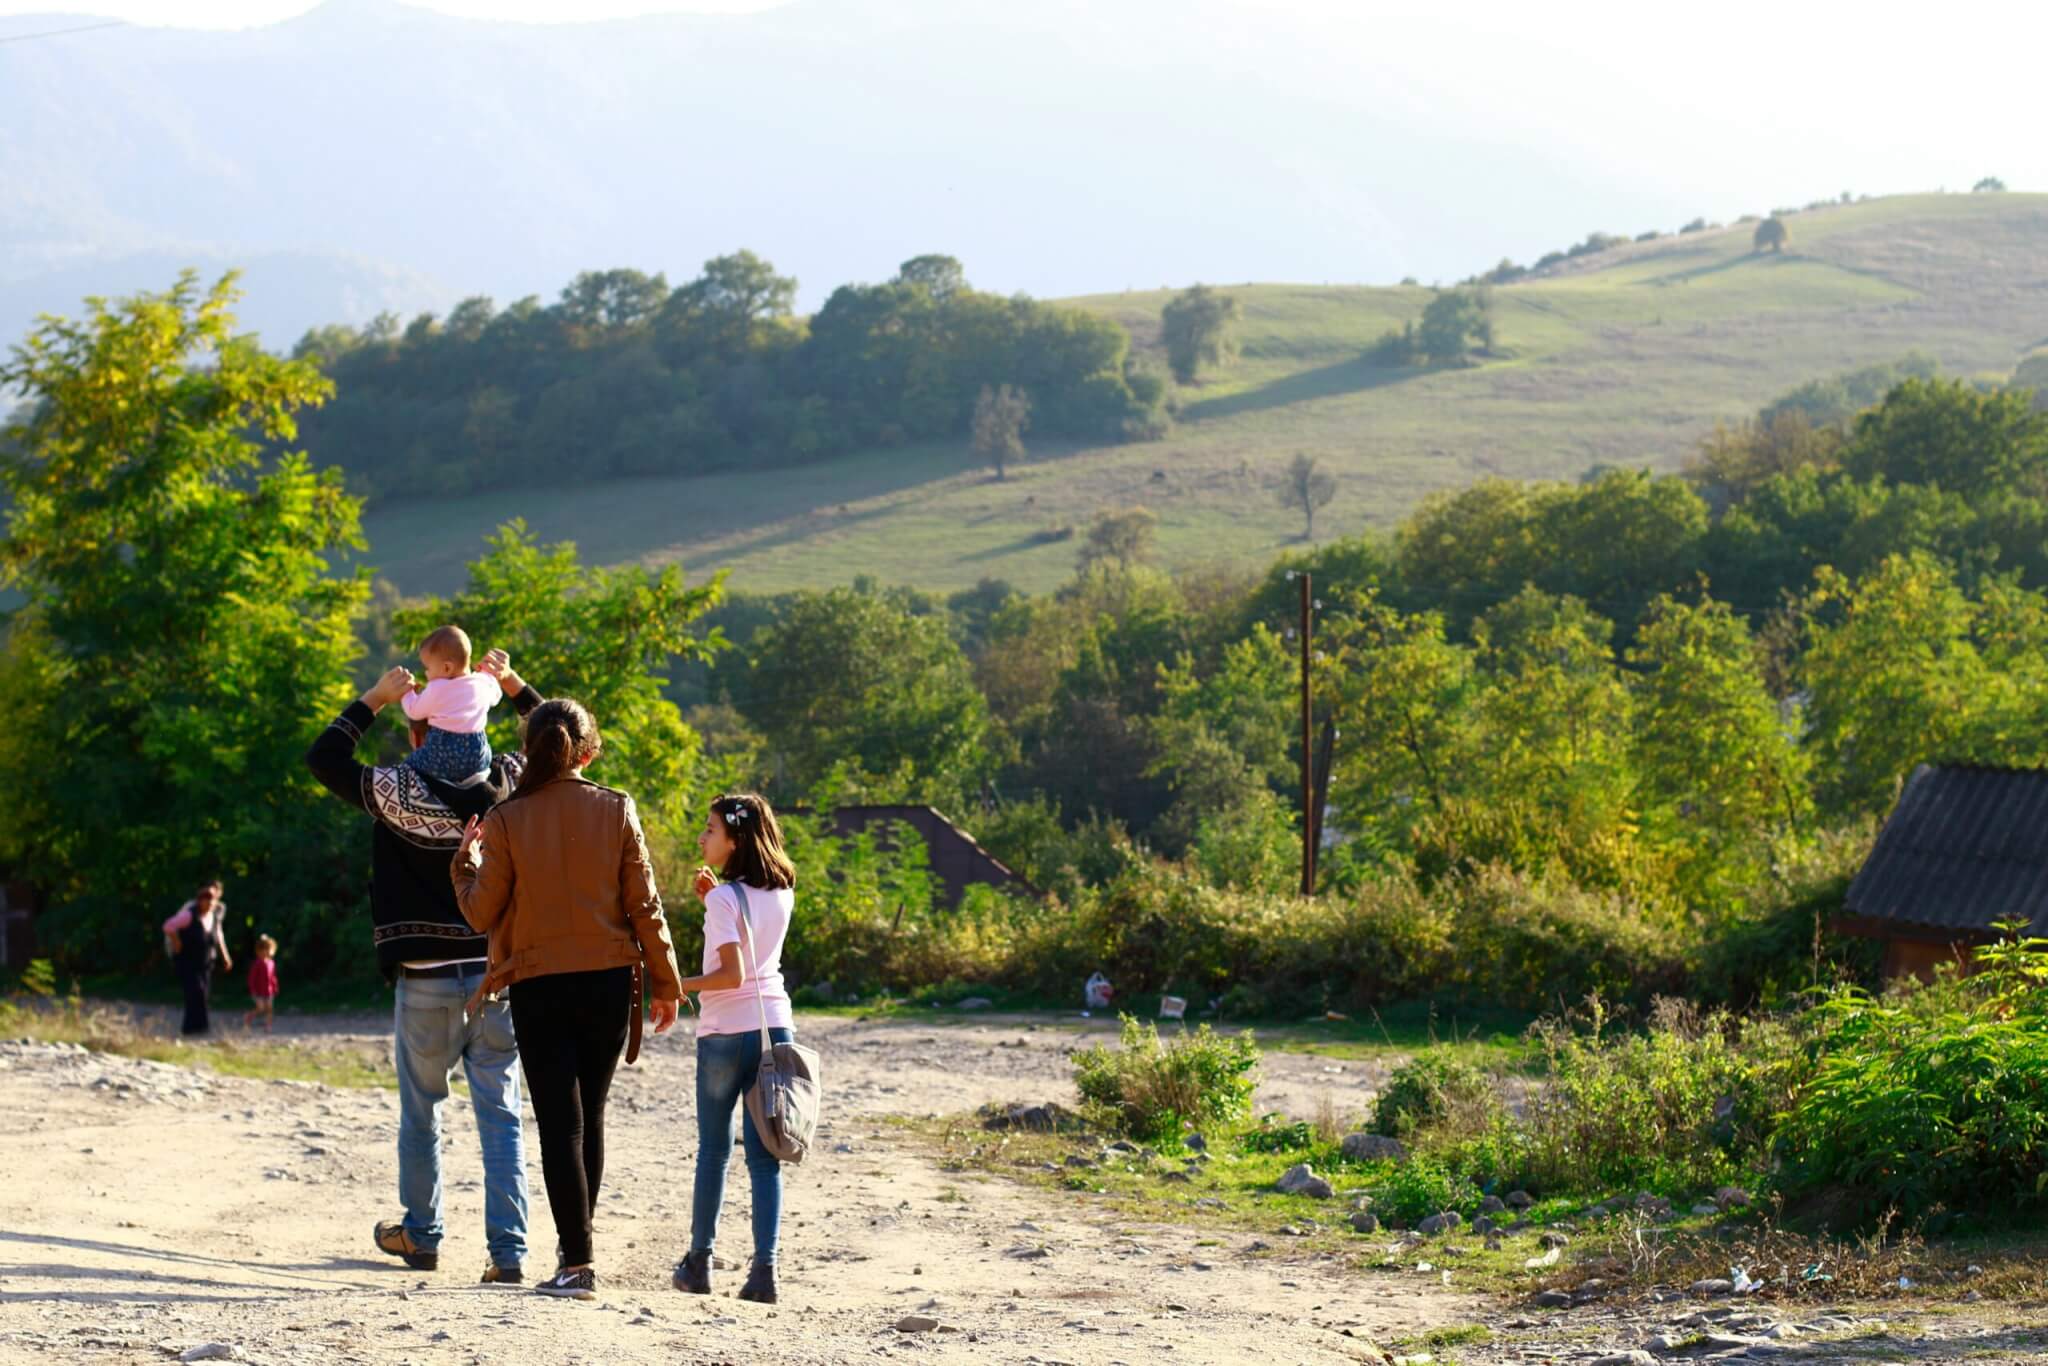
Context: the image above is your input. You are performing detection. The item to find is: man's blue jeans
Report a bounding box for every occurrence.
[394,964,528,1269]
[691,1027,792,1266]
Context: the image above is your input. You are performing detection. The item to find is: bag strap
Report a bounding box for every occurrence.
[728,883,775,1057]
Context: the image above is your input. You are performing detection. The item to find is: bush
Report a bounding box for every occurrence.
[1520,997,1800,1197]
[1771,934,2048,1220]
[1373,1053,1496,1138]
[1240,1115,1317,1153]
[1071,1016,1260,1144]
[1370,1156,1482,1225]
[1443,865,1688,1011]
[1690,821,1883,1007]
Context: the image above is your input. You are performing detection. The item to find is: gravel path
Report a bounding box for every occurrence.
[2,1018,2040,1365]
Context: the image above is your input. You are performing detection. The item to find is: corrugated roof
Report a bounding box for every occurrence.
[1845,764,2048,935]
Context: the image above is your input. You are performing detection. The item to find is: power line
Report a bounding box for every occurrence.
[0,20,128,46]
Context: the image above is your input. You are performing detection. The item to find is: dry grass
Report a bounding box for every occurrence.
[0,996,396,1089]
[1539,1206,2048,1306]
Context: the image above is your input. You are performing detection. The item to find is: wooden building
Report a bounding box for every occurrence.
[1838,763,2048,979]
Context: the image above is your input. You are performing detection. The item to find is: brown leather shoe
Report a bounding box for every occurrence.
[373,1220,438,1271]
[480,1262,523,1285]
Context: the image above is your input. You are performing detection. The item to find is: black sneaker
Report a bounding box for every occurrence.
[535,1266,597,1300]
[672,1249,711,1294]
[738,1259,777,1305]
[480,1263,523,1285]
[373,1220,438,1272]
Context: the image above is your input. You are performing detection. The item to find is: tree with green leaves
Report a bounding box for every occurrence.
[1416,286,1494,362]
[894,254,968,302]
[1078,507,1159,572]
[1627,593,1810,893]
[391,521,725,870]
[1974,176,2008,193]
[1320,590,1479,835]
[0,272,369,973]
[1160,284,1242,384]
[971,383,1031,480]
[743,586,994,803]
[1753,217,1789,253]
[656,250,798,363]
[1843,376,2048,501]
[1798,553,2048,815]
[559,268,669,333]
[1146,624,1297,854]
[1277,452,1338,540]
[1468,589,1635,843]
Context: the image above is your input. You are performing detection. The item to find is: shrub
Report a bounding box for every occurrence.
[1520,997,1800,1197]
[1071,1016,1259,1144]
[1373,1053,1496,1138]
[1771,934,2048,1220]
[1240,1115,1317,1153]
[1371,1156,1482,1224]
[1690,821,1883,1007]
[1444,865,1688,1010]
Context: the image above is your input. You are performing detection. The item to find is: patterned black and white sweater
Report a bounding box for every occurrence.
[305,686,543,980]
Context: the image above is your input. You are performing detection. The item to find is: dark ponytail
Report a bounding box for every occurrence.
[515,697,601,796]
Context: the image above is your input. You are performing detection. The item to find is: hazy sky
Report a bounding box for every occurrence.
[0,1,788,21]
[4,0,2043,319]
[7,0,2042,209]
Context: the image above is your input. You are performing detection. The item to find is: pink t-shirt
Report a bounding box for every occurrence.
[248,958,279,1000]
[400,673,501,733]
[696,882,795,1037]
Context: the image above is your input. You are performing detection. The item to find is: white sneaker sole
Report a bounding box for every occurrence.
[535,1283,596,1300]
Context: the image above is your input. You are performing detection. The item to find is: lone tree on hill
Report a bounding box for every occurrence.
[1161,284,1243,384]
[1974,176,2008,193]
[971,383,1031,481]
[1753,217,1790,254]
[1077,506,1158,571]
[1417,285,1495,362]
[1277,452,1338,540]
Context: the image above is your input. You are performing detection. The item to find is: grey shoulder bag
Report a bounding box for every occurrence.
[730,883,823,1164]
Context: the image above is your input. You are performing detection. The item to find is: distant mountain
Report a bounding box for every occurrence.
[3,0,1710,353]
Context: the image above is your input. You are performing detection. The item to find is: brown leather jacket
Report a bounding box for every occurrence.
[450,775,684,1007]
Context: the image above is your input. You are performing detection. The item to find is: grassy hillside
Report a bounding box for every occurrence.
[358,193,2048,597]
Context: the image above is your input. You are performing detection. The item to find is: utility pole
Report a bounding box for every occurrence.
[1296,570,1316,897]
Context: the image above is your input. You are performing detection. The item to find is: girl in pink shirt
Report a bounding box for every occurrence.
[671,793,799,1307]
[244,935,279,1032]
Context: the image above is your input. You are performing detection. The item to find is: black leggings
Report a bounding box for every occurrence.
[509,966,632,1268]
[176,959,213,1036]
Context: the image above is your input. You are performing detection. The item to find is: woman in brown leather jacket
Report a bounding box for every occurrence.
[451,697,685,1301]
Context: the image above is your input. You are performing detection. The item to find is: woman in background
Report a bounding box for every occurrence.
[161,879,231,1037]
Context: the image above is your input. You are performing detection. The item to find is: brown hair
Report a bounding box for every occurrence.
[515,697,601,797]
[711,792,796,890]
[419,624,472,669]
[255,934,277,956]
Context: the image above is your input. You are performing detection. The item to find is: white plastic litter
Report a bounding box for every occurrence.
[1084,973,1114,1010]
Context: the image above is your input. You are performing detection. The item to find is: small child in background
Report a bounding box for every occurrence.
[245,935,279,1033]
[401,625,503,787]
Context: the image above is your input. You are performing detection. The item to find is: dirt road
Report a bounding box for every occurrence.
[0,1015,1469,1365]
[4,1014,2042,1365]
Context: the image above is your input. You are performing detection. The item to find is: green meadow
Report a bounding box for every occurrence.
[358,193,2048,597]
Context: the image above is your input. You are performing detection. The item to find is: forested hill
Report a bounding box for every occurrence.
[294,253,1165,500]
[328,191,2048,596]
